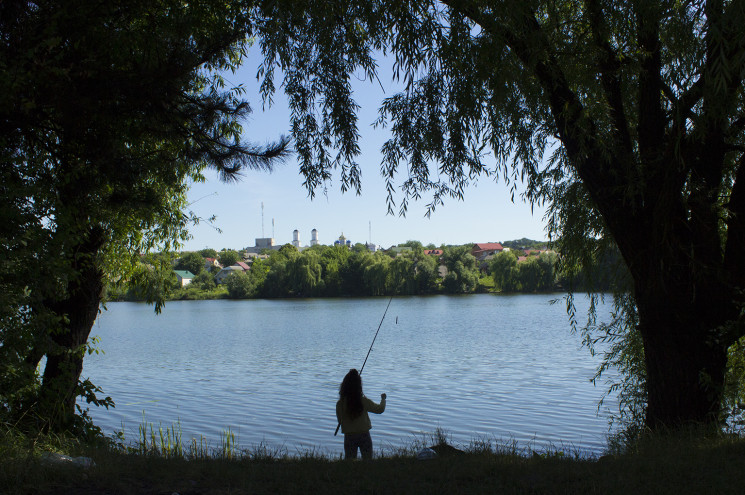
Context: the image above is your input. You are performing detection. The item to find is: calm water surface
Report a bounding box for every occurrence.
[84,294,618,456]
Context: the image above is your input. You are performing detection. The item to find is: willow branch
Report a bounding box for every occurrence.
[584,0,633,155]
[724,152,745,285]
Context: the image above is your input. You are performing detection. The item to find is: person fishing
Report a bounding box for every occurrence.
[336,368,386,460]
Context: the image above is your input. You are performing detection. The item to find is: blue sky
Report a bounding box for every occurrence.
[183,50,548,251]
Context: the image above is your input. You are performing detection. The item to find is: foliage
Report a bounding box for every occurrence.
[535,252,558,291]
[198,248,219,259]
[490,251,519,292]
[501,239,548,251]
[724,336,745,431]
[225,272,257,299]
[441,246,479,293]
[191,271,217,291]
[318,245,350,296]
[218,250,242,268]
[289,249,323,296]
[587,292,647,444]
[401,240,424,250]
[490,250,558,292]
[389,256,416,294]
[516,258,543,292]
[175,252,205,277]
[414,252,440,294]
[0,0,289,432]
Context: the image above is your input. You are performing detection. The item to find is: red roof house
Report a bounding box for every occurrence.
[471,243,504,260]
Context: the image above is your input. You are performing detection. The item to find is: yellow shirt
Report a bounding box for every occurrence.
[336,395,386,434]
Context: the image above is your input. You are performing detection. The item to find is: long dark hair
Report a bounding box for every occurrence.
[339,368,364,419]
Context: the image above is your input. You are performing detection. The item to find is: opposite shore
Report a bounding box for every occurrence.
[108,238,619,303]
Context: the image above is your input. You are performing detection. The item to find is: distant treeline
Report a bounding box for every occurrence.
[108,240,624,302]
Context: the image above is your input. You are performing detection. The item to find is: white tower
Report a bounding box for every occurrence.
[311,228,319,246]
[292,229,300,248]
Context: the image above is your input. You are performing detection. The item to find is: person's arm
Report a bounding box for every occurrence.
[363,394,386,414]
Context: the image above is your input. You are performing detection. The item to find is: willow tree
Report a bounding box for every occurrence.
[251,0,745,429]
[0,0,288,431]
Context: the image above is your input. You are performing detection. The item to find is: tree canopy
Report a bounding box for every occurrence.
[175,253,206,277]
[218,249,242,267]
[0,0,288,432]
[249,0,745,430]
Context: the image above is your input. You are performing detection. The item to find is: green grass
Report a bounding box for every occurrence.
[477,275,496,289]
[170,285,229,300]
[3,424,744,494]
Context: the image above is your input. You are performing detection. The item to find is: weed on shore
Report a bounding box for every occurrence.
[2,424,744,494]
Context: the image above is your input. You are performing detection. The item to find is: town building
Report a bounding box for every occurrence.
[204,257,221,272]
[254,237,275,249]
[471,242,504,261]
[334,233,352,248]
[173,270,194,286]
[215,265,245,284]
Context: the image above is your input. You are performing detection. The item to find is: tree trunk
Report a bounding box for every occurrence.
[38,226,105,431]
[640,313,729,429]
[634,268,734,429]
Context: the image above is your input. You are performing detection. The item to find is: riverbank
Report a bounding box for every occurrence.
[4,428,744,494]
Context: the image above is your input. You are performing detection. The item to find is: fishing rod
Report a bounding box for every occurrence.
[334,295,394,436]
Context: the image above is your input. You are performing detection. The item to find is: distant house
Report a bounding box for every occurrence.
[424,249,443,257]
[235,261,251,271]
[215,265,245,284]
[174,270,195,286]
[204,257,221,272]
[243,252,270,265]
[471,243,504,261]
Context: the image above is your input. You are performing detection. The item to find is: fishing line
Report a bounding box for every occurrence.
[334,295,394,436]
[358,296,393,375]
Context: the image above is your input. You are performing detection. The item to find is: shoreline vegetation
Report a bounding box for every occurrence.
[107,239,622,303]
[3,424,744,494]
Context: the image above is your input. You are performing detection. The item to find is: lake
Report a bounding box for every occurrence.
[83,294,619,456]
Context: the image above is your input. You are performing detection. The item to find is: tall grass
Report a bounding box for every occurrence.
[3,422,745,495]
[135,418,183,457]
[125,416,242,460]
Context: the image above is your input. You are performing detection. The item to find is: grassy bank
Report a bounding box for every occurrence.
[3,427,744,495]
